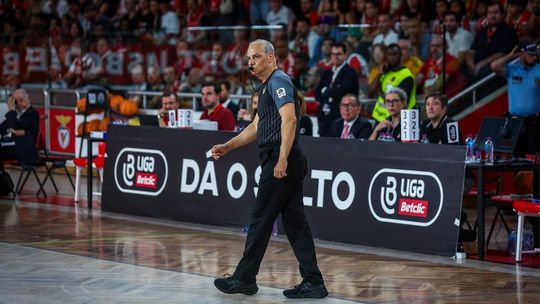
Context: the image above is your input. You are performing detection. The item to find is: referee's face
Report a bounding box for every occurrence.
[247,43,273,78]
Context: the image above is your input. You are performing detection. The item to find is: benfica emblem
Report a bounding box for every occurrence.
[55,115,72,150]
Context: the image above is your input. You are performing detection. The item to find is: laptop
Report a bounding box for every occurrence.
[474,116,523,155]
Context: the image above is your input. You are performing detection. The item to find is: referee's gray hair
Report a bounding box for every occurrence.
[385,87,408,103]
[249,39,275,54]
[13,88,30,101]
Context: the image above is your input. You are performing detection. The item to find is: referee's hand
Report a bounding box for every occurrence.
[274,159,287,179]
[211,144,228,160]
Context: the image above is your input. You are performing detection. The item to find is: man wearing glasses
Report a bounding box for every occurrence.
[0,89,39,164]
[327,94,372,139]
[315,42,359,136]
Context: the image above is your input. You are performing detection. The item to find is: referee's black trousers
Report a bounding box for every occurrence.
[233,142,324,285]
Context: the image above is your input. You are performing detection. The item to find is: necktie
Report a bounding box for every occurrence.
[341,123,350,139]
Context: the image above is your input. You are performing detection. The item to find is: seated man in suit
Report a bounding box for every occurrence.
[326,94,372,139]
[0,88,39,164]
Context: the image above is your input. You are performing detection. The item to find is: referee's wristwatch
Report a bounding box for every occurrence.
[157,113,163,119]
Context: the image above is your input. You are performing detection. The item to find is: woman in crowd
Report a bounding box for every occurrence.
[369,87,408,141]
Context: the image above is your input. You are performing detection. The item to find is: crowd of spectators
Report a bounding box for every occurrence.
[0,0,538,113]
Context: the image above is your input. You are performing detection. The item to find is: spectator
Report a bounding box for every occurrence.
[471,0,489,33]
[304,66,323,99]
[417,35,466,97]
[525,0,540,41]
[449,0,470,31]
[174,40,201,80]
[444,12,473,62]
[237,92,258,123]
[326,93,372,139]
[0,89,39,164]
[131,64,148,91]
[250,0,270,25]
[300,0,318,26]
[369,87,407,141]
[299,93,313,136]
[157,89,179,128]
[361,0,379,43]
[315,41,359,136]
[200,82,236,131]
[420,93,461,144]
[370,43,416,122]
[398,39,424,77]
[491,42,540,156]
[202,42,226,79]
[158,0,179,45]
[137,0,156,33]
[431,0,449,35]
[49,64,68,89]
[289,17,310,56]
[466,2,519,78]
[368,43,386,87]
[220,80,240,119]
[266,0,295,34]
[163,66,180,92]
[317,38,334,70]
[402,17,430,60]
[179,67,203,110]
[292,52,310,92]
[146,65,164,108]
[373,14,399,46]
[506,0,533,41]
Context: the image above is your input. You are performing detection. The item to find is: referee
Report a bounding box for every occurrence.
[211,39,327,299]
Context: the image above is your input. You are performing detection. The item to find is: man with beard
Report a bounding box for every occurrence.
[369,43,416,122]
[443,12,473,63]
[200,82,235,131]
[466,2,519,78]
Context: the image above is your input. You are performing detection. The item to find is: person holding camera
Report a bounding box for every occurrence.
[369,43,417,122]
[0,89,39,164]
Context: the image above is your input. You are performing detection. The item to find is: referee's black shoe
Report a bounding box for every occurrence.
[283,281,328,298]
[214,275,258,295]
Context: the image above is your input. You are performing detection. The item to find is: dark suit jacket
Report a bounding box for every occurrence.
[327,116,373,140]
[0,106,40,163]
[224,100,240,119]
[314,64,359,136]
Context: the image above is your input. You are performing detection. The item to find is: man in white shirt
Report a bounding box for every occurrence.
[159,0,179,45]
[444,12,473,62]
[372,14,399,46]
[266,0,295,32]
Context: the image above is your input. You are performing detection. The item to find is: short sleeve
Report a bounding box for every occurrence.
[268,71,295,109]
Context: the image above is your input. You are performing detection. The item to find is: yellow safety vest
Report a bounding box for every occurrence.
[372,67,417,122]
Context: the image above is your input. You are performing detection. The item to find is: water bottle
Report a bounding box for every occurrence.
[473,135,481,161]
[377,132,387,141]
[484,137,494,165]
[465,134,474,162]
[420,134,430,144]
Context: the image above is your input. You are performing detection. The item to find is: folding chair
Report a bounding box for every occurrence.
[36,133,75,196]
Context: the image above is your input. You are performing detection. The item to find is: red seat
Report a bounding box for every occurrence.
[512,200,540,262]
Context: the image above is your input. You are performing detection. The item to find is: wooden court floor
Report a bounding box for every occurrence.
[1,195,540,304]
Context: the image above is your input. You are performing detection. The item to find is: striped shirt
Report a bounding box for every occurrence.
[257,69,300,146]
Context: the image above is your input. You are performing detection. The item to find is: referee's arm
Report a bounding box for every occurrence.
[275,103,297,179]
[211,115,259,160]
